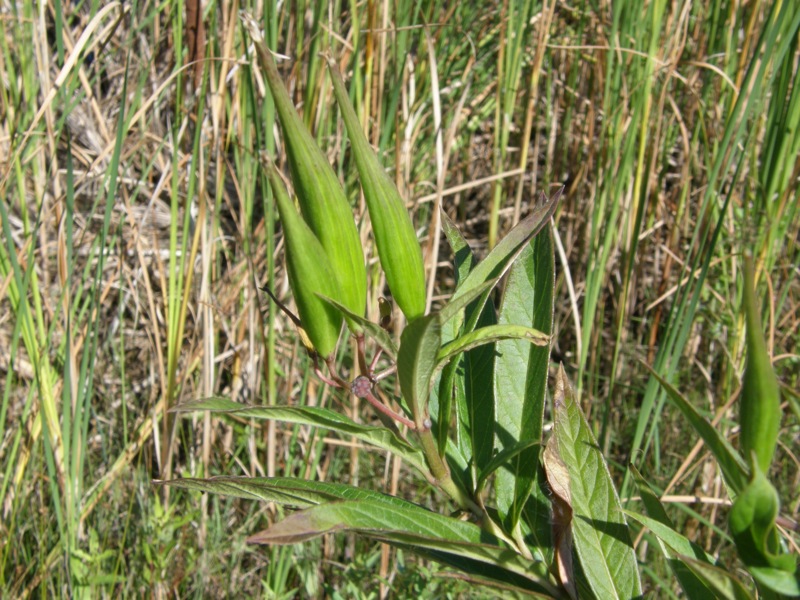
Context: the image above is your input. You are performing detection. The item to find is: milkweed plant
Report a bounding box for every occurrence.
[162,12,798,598]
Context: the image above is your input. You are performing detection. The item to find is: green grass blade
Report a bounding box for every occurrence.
[644,365,748,493]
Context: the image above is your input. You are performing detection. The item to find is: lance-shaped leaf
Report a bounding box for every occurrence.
[266,166,342,357]
[494,230,554,533]
[327,59,426,321]
[547,365,642,599]
[397,315,441,427]
[158,476,422,510]
[740,254,781,473]
[242,14,366,327]
[172,397,428,475]
[447,187,562,334]
[246,499,560,596]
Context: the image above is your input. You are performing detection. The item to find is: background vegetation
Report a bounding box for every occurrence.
[1,0,798,596]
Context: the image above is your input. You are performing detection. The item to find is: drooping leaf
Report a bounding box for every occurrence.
[548,366,642,599]
[157,476,418,509]
[436,324,548,368]
[624,509,716,562]
[327,59,426,321]
[628,464,716,564]
[397,314,441,427]
[645,364,748,493]
[171,398,427,474]
[627,463,717,600]
[246,499,559,596]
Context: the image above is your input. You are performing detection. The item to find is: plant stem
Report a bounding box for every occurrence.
[416,425,481,516]
[364,391,416,430]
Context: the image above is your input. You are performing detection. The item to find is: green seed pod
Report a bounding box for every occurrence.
[267,165,342,358]
[740,254,781,473]
[242,16,366,330]
[327,58,427,322]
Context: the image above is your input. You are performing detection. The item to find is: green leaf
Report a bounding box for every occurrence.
[318,294,398,360]
[438,278,500,326]
[171,398,428,474]
[327,59,426,321]
[623,509,715,565]
[494,231,555,534]
[644,364,748,494]
[475,440,540,495]
[729,460,797,576]
[450,188,561,312]
[747,566,800,597]
[549,366,642,599]
[241,14,366,327]
[397,315,441,427]
[740,254,781,473]
[628,464,716,564]
[436,324,548,368]
[434,359,460,457]
[461,302,497,483]
[625,509,721,600]
[246,499,559,596]
[677,556,755,600]
[157,476,417,509]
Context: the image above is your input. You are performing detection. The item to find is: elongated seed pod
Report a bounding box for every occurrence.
[267,165,342,358]
[327,58,426,322]
[242,16,366,329]
[740,254,781,473]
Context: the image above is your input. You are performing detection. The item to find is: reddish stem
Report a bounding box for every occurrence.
[364,391,416,430]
